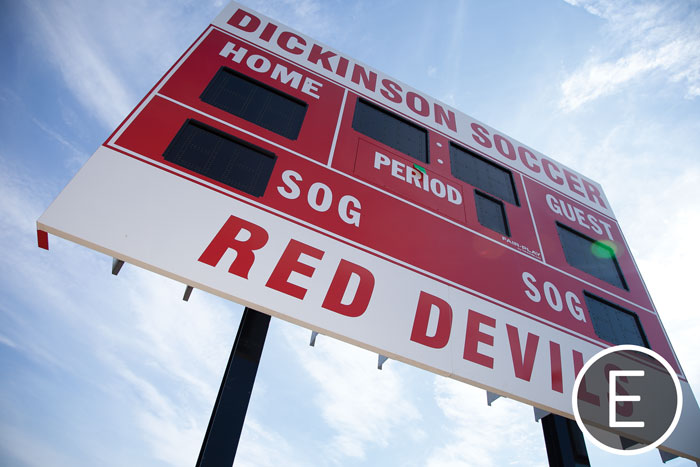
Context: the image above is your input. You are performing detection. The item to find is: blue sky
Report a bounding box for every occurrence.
[1,0,699,466]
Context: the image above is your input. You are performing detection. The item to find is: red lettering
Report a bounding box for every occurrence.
[335,56,350,78]
[265,239,324,300]
[518,147,541,173]
[573,350,585,376]
[573,350,600,406]
[463,309,496,368]
[542,159,564,185]
[198,215,269,279]
[583,179,606,209]
[494,134,516,161]
[406,91,429,117]
[322,259,375,317]
[308,44,335,72]
[564,169,585,197]
[409,291,452,349]
[506,324,540,381]
[434,104,457,132]
[277,31,305,55]
[380,79,402,103]
[259,23,277,42]
[227,9,260,33]
[550,341,563,393]
[471,123,492,149]
[351,64,377,92]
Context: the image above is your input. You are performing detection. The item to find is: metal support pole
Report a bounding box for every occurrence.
[196,307,270,467]
[541,414,590,467]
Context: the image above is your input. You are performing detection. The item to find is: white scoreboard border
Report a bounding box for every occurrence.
[37,146,700,460]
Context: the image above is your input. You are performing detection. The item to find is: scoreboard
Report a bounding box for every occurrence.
[37,2,700,461]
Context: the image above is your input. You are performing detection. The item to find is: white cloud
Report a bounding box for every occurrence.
[236,418,309,467]
[560,0,700,110]
[628,167,700,388]
[283,326,421,461]
[22,0,218,130]
[426,378,546,467]
[71,269,244,466]
[105,360,203,466]
[0,334,18,349]
[137,412,203,467]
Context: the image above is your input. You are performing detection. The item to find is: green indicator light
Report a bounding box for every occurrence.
[591,240,618,259]
[413,163,426,175]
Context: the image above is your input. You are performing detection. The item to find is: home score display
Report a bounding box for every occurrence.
[37,2,700,460]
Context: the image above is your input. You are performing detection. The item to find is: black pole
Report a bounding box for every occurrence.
[196,307,270,467]
[541,414,591,467]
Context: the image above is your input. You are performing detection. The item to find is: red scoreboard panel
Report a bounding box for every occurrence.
[37,2,699,460]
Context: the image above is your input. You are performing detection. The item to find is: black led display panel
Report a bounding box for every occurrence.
[201,67,307,140]
[556,223,627,290]
[584,293,649,347]
[475,190,510,236]
[352,98,428,163]
[163,120,276,197]
[449,144,518,205]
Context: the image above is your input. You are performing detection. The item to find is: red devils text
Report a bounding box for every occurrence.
[200,214,588,395]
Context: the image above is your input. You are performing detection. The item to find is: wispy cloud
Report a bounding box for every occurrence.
[560,0,700,111]
[31,117,89,168]
[22,0,218,130]
[0,334,18,349]
[624,166,700,387]
[236,418,309,467]
[283,325,421,461]
[24,1,135,129]
[426,378,546,466]
[0,423,77,467]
